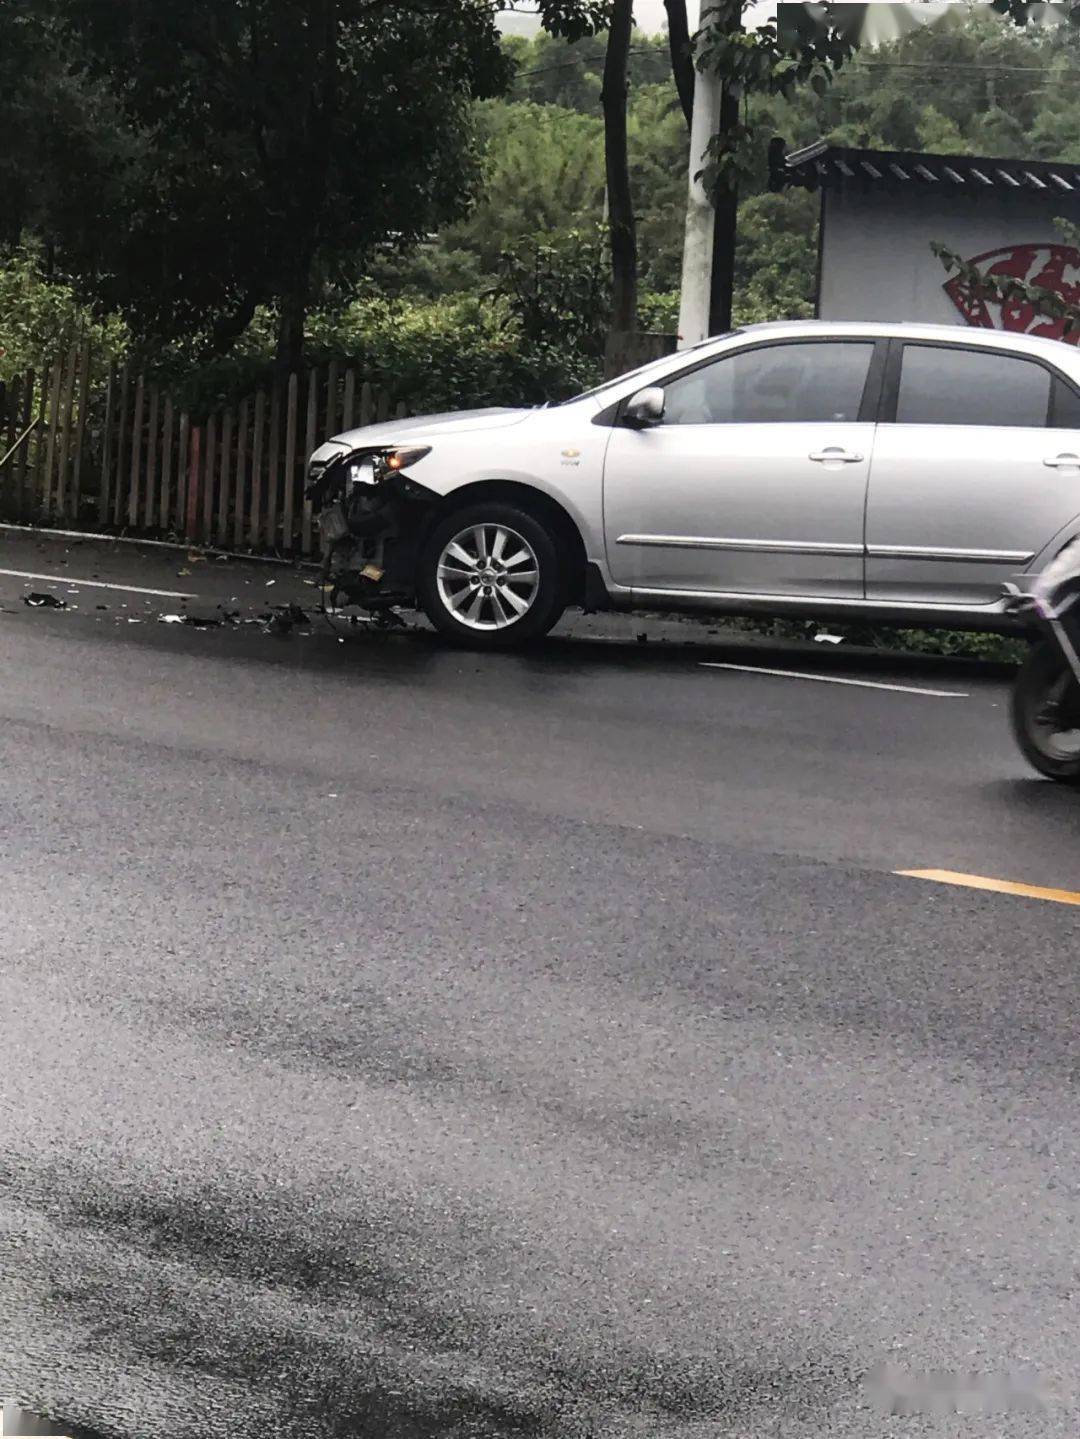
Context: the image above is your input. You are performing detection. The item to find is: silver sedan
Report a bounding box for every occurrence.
[307,319,1080,647]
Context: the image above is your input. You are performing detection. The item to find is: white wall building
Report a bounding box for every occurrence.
[773,141,1080,341]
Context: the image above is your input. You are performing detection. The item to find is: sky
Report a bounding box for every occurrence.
[497,1,701,35]
[497,3,957,42]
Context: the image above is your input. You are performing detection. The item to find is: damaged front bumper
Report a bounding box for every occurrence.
[306,445,438,615]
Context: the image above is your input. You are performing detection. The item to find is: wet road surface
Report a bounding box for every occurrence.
[1,531,1078,1438]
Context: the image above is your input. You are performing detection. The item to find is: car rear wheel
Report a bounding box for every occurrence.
[417,503,565,648]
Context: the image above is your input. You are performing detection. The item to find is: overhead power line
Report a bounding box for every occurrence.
[514,46,665,79]
[513,52,1080,82]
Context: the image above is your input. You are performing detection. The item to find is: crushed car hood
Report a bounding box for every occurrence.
[312,407,536,463]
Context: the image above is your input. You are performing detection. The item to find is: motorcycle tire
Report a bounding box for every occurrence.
[1010,639,1080,784]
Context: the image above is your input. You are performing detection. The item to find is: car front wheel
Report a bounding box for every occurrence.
[417,503,566,647]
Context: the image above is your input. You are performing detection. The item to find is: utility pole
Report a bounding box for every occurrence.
[675,43,722,349]
[602,0,637,337]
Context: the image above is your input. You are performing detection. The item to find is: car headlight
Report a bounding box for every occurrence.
[348,446,432,486]
[380,445,431,475]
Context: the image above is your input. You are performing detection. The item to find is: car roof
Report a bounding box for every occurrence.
[733,317,1077,363]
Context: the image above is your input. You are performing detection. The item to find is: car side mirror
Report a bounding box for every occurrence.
[623,386,665,428]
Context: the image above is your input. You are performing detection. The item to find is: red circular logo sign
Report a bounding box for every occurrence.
[943,243,1080,343]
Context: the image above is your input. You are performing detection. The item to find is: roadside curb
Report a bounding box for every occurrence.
[0,522,320,570]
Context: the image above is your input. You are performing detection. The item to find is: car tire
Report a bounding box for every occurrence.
[417,502,566,648]
[1010,638,1080,783]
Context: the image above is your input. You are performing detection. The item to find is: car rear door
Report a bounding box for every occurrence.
[865,340,1080,606]
[602,337,884,599]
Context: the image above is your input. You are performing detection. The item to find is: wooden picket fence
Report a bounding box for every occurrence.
[0,347,407,556]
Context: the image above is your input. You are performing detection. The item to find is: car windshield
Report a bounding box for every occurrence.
[558,332,740,406]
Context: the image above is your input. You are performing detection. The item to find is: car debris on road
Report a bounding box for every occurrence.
[155,603,314,635]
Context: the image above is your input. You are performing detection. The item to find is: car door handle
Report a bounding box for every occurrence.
[1044,453,1080,469]
[809,447,863,464]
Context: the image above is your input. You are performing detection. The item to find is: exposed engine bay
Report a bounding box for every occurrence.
[305,444,437,621]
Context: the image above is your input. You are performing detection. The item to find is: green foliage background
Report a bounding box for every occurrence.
[4,6,1080,413]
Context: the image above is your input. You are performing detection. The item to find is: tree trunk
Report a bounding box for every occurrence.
[708,84,741,335]
[273,0,338,380]
[210,291,259,357]
[664,0,695,130]
[601,0,637,336]
[275,267,309,377]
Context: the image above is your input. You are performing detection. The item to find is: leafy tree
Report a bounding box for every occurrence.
[0,245,127,382]
[40,1,515,371]
[504,30,672,111]
[443,102,606,273]
[496,226,610,356]
[0,1,136,260]
[629,83,691,293]
[732,190,817,325]
[462,5,1080,337]
[1,0,611,371]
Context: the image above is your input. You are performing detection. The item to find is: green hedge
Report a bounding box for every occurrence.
[134,294,601,416]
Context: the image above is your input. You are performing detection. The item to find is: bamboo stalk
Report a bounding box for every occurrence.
[234,398,249,549]
[128,374,146,528]
[15,371,34,519]
[249,390,265,548]
[160,397,175,531]
[202,411,217,543]
[265,385,281,550]
[325,359,339,440]
[177,412,190,530]
[1,375,20,516]
[343,368,356,431]
[185,425,202,542]
[217,408,233,548]
[113,364,130,526]
[30,363,49,519]
[303,368,318,555]
[70,342,92,523]
[281,373,298,553]
[55,344,78,521]
[98,362,115,527]
[144,386,160,530]
[42,361,63,517]
[12,371,32,519]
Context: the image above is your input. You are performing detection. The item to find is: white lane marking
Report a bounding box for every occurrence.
[0,568,197,600]
[699,661,968,698]
[0,521,309,567]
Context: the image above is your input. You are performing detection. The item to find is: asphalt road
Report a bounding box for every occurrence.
[1,530,1079,1439]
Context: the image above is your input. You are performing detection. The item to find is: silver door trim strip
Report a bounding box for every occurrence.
[615,534,864,558]
[867,544,1034,564]
[629,585,1005,615]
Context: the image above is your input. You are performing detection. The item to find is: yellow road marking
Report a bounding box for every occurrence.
[897,869,1080,907]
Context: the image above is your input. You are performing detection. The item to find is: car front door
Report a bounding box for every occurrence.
[602,337,882,599]
[865,341,1080,606]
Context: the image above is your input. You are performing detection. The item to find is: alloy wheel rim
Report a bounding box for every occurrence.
[435,523,541,631]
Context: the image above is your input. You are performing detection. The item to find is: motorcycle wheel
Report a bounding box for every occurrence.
[1010,639,1080,783]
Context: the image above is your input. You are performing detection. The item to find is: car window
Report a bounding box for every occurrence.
[661,342,874,426]
[897,346,1051,428]
[1052,375,1080,429]
[560,332,739,407]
